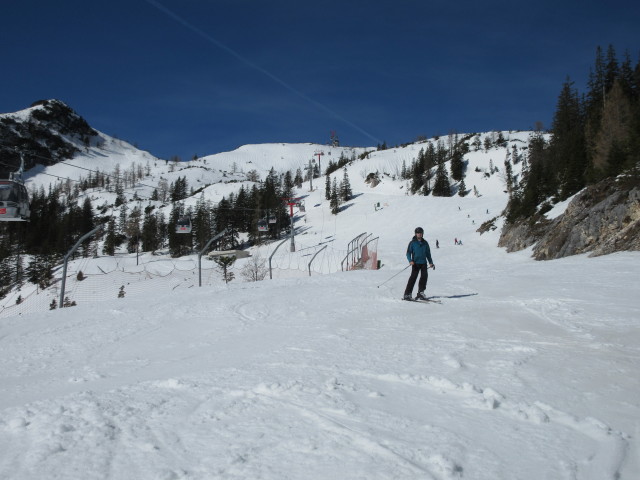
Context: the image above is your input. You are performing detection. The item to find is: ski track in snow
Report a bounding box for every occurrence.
[1,254,637,479]
[1,136,639,479]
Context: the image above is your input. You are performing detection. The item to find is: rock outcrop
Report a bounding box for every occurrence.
[0,99,98,177]
[499,175,640,260]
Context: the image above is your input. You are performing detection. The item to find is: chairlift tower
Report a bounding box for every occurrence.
[330,131,339,147]
[314,150,324,176]
[283,197,300,252]
[306,159,316,191]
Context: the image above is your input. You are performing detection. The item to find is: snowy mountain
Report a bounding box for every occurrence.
[0,102,638,479]
[0,100,98,177]
[5,110,533,317]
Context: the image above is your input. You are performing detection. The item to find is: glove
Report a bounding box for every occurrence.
[430,264,435,270]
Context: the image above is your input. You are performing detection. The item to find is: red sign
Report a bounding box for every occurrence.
[0,208,6,215]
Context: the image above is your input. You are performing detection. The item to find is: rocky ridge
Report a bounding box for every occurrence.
[499,175,640,259]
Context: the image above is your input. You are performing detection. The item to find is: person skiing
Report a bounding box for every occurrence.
[403,227,435,301]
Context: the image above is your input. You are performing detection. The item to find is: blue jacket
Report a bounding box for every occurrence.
[406,236,433,265]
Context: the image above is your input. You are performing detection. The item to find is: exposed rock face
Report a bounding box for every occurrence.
[365,172,381,187]
[499,176,640,260]
[497,217,550,253]
[0,99,98,177]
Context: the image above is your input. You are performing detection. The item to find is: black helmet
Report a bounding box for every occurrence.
[415,227,424,234]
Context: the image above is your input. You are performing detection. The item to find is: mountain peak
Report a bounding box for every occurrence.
[0,99,98,176]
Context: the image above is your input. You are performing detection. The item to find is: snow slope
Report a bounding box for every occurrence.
[1,133,639,479]
[0,249,638,479]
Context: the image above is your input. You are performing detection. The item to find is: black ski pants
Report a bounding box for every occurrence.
[404,263,428,296]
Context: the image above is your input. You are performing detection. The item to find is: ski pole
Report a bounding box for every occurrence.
[376,265,410,288]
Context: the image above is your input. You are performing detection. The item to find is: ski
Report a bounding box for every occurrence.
[402,297,442,304]
[417,298,442,304]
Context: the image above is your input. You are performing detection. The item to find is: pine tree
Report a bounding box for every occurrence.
[282,170,294,199]
[450,149,465,181]
[549,78,586,198]
[432,162,451,197]
[171,176,188,202]
[125,205,142,253]
[0,257,12,299]
[340,169,352,202]
[458,178,467,197]
[506,130,550,222]
[294,168,303,188]
[79,197,94,257]
[191,194,213,251]
[141,208,159,252]
[233,186,252,233]
[605,44,620,92]
[325,174,331,200]
[330,178,340,215]
[585,45,607,161]
[118,204,128,236]
[214,255,236,283]
[103,218,118,255]
[28,254,56,290]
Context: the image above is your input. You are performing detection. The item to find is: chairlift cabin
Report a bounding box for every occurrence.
[257,219,269,232]
[268,214,277,224]
[0,155,30,222]
[176,216,192,234]
[0,180,30,221]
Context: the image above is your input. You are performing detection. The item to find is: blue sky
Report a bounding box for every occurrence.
[2,0,639,160]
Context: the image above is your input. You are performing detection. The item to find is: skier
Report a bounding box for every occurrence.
[403,227,435,301]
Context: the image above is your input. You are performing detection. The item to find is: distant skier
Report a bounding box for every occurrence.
[436,239,439,248]
[403,227,435,301]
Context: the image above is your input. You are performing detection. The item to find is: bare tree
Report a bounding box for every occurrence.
[241,253,268,282]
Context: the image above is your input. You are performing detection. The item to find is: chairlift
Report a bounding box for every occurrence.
[257,219,269,232]
[176,216,192,234]
[268,214,277,224]
[0,154,30,222]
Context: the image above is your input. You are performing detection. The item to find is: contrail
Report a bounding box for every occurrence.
[145,0,382,145]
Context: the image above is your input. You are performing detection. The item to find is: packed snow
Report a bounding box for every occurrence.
[1,133,639,479]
